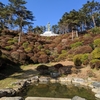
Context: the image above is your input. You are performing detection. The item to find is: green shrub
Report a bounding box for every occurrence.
[90,27,100,34]
[22,42,29,48]
[90,59,100,70]
[70,42,83,49]
[73,53,89,65]
[45,49,50,55]
[56,53,67,61]
[37,45,43,50]
[73,54,82,66]
[93,38,100,47]
[25,47,32,52]
[89,43,94,50]
[67,54,74,61]
[84,34,91,38]
[4,46,12,50]
[1,54,7,59]
[81,53,89,65]
[91,47,100,59]
[90,59,100,64]
[7,39,15,44]
[13,38,18,43]
[55,50,67,61]
[61,50,67,54]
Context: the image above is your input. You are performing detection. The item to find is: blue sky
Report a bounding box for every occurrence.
[1,0,100,27]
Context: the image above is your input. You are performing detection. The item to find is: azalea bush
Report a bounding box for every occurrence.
[73,54,82,66]
[91,47,100,59]
[70,42,83,49]
[93,38,100,47]
[90,27,100,34]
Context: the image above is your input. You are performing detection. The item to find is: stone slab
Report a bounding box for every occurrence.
[25,97,71,100]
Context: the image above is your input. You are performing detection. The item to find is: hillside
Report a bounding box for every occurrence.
[0,29,100,82]
[0,30,100,67]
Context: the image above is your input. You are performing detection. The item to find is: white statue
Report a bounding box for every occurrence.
[47,22,50,31]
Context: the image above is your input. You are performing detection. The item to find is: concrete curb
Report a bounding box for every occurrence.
[25,97,71,100]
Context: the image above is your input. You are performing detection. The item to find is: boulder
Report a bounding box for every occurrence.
[0,88,16,97]
[72,78,85,84]
[0,97,23,100]
[92,82,100,88]
[50,72,60,78]
[53,63,63,70]
[39,76,50,83]
[36,65,49,75]
[95,93,100,99]
[72,96,86,100]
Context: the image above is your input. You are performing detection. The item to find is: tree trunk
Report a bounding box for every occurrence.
[18,17,23,44]
[72,30,74,41]
[76,30,78,37]
[84,20,87,29]
[92,15,96,27]
[18,32,21,44]
[80,22,83,32]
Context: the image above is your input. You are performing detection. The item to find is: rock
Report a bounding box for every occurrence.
[12,80,27,92]
[0,91,6,97]
[59,66,72,75]
[95,93,100,99]
[53,63,63,70]
[36,65,49,75]
[72,96,86,100]
[0,88,16,97]
[0,97,23,100]
[39,77,50,83]
[50,72,60,78]
[66,77,73,82]
[50,79,57,83]
[58,77,68,82]
[72,78,85,85]
[25,97,71,100]
[92,82,100,88]
[92,88,100,93]
[19,81,26,87]
[88,84,94,88]
[30,76,39,82]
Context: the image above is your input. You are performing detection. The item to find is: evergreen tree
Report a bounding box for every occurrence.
[82,0,100,27]
[8,0,34,43]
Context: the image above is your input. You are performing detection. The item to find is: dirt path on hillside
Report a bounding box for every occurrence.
[50,59,74,66]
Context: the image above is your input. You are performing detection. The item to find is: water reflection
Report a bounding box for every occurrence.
[18,82,96,100]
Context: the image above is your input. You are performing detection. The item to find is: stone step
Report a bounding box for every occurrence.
[25,97,71,100]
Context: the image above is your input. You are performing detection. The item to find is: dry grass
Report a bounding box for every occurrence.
[0,60,100,89]
[0,64,39,88]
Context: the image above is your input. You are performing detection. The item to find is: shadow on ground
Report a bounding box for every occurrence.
[11,69,39,79]
[0,59,22,80]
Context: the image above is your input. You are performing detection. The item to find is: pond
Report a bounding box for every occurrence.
[17,82,96,100]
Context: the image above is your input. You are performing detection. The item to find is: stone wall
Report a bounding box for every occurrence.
[0,76,100,99]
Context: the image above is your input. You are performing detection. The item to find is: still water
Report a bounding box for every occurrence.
[18,82,96,100]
